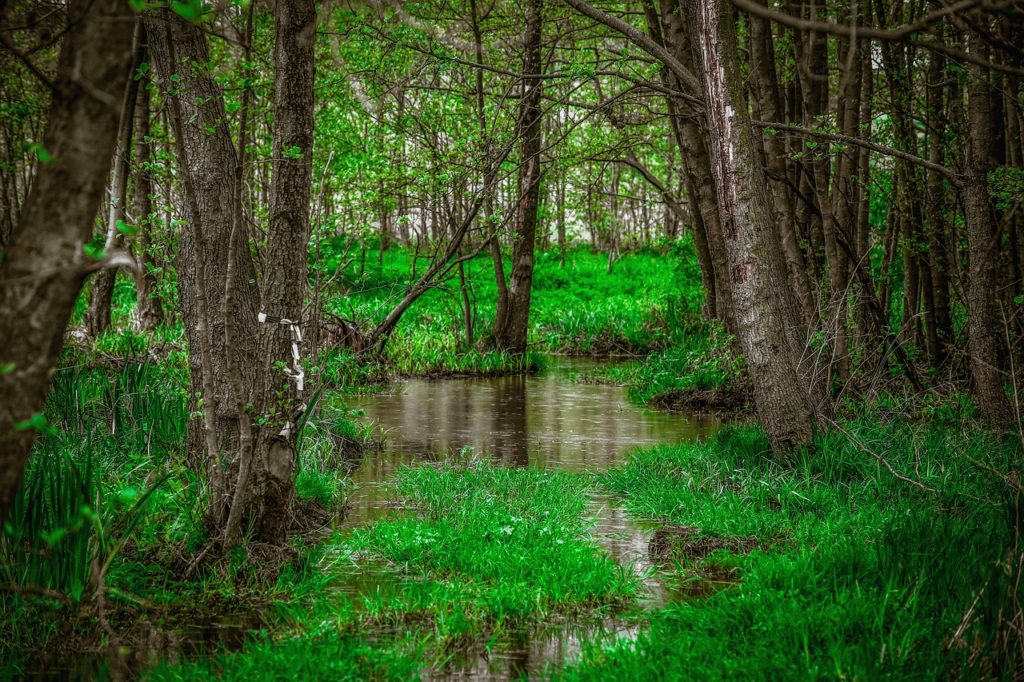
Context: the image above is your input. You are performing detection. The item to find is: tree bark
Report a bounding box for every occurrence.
[963,26,1014,426]
[0,0,135,524]
[133,36,164,331]
[85,25,144,338]
[747,1,815,329]
[234,0,317,543]
[689,0,819,454]
[494,0,543,353]
[646,0,736,332]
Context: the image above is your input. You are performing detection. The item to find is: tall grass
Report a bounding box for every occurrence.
[559,420,1024,680]
[1,442,97,600]
[1,359,188,604]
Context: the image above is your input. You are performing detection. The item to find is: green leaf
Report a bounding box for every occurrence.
[14,412,56,436]
[116,219,138,236]
[28,143,52,164]
[171,0,208,21]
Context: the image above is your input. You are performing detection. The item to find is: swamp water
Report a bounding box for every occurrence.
[333,359,721,679]
[43,361,721,679]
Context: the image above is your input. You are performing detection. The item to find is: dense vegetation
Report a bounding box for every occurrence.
[1,0,1023,679]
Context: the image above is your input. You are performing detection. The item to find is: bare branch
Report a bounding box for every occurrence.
[751,120,961,183]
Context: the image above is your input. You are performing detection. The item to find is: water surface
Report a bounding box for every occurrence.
[335,359,721,679]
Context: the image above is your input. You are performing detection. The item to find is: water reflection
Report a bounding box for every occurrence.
[356,363,719,480]
[339,361,721,679]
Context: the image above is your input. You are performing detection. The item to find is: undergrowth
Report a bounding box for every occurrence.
[560,420,1024,680]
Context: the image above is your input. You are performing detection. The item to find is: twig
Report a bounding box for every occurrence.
[827,419,937,492]
[0,583,70,607]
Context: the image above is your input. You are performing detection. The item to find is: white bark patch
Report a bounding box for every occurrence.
[696,0,739,241]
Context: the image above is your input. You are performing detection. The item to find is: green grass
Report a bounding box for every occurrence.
[321,240,703,370]
[146,634,423,681]
[558,421,1023,680]
[351,462,638,624]
[142,461,640,679]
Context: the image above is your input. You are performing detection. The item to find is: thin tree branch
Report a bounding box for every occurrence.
[751,120,961,184]
[562,0,702,98]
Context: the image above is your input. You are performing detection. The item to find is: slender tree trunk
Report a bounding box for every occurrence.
[468,0,510,341]
[689,0,819,454]
[924,50,952,368]
[86,26,144,338]
[0,0,135,524]
[963,27,1014,426]
[557,175,566,267]
[495,0,543,353]
[133,36,163,331]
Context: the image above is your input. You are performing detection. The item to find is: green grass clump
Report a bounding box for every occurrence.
[146,633,422,681]
[560,422,1022,680]
[625,326,744,406]
[348,462,638,633]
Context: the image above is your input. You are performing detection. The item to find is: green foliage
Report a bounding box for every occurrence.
[351,462,638,627]
[1,444,97,601]
[560,421,1023,680]
[625,326,743,405]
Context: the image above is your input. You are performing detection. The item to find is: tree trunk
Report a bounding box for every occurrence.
[747,1,815,328]
[963,27,1014,426]
[924,50,952,369]
[689,0,819,454]
[0,0,135,524]
[134,37,164,331]
[494,0,543,353]
[236,0,318,543]
[85,26,144,338]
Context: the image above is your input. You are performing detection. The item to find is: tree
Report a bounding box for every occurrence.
[686,0,820,452]
[0,0,136,523]
[85,26,145,338]
[494,0,544,353]
[963,24,1014,427]
[146,1,317,544]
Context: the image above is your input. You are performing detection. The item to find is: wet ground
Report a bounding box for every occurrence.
[332,359,721,679]
[33,360,721,679]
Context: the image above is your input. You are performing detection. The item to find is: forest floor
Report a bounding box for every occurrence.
[2,246,1022,680]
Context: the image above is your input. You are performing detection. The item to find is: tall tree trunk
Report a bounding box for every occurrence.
[747,1,815,328]
[689,0,819,454]
[0,0,135,524]
[647,0,736,332]
[85,25,144,338]
[924,49,953,369]
[233,0,317,543]
[495,0,543,353]
[468,0,509,341]
[133,32,163,331]
[147,9,263,534]
[963,27,1014,426]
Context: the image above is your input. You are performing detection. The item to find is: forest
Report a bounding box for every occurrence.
[1,0,1024,678]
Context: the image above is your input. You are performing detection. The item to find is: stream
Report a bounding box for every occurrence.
[335,359,722,679]
[38,360,721,679]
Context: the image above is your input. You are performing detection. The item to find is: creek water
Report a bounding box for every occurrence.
[332,358,722,679]
[39,360,721,679]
